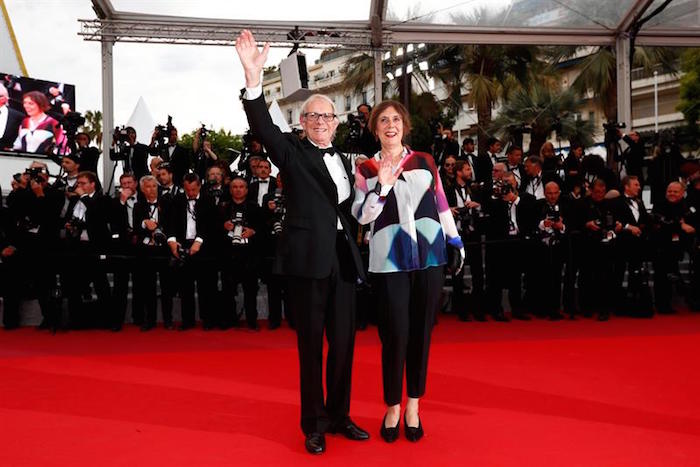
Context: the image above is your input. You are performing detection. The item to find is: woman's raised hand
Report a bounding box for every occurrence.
[377,155,403,187]
[234,29,270,88]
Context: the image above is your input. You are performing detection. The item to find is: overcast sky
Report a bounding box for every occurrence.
[4,0,364,138]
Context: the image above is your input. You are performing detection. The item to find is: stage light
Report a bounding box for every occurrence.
[407,44,414,53]
[419,61,429,71]
[386,72,394,80]
[406,64,413,74]
[396,47,403,56]
[396,68,403,77]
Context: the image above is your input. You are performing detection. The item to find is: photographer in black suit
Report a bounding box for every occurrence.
[219,177,263,329]
[133,175,174,330]
[164,173,218,330]
[110,127,150,182]
[236,29,368,455]
[61,171,113,329]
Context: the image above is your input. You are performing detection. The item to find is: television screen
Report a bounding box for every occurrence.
[1,72,76,156]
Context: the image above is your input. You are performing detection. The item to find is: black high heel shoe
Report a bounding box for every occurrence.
[380,414,400,443]
[404,412,424,442]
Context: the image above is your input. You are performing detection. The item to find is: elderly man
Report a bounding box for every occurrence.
[235,30,367,455]
[0,84,23,150]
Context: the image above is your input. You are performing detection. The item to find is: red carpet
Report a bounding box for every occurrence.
[2,312,700,466]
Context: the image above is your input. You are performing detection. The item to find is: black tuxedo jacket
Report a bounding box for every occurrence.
[242,94,364,280]
[248,176,277,206]
[162,145,192,185]
[0,107,23,149]
[133,198,170,245]
[485,192,538,240]
[163,193,216,252]
[475,153,497,185]
[611,195,650,229]
[75,193,112,248]
[110,143,150,181]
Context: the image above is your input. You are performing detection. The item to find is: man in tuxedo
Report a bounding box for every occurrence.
[156,162,181,199]
[475,137,503,186]
[133,175,174,330]
[523,155,562,200]
[110,127,150,181]
[620,130,646,185]
[236,29,368,455]
[447,160,485,321]
[0,84,23,150]
[611,175,652,316]
[483,172,537,321]
[75,132,101,175]
[154,126,192,186]
[458,137,479,181]
[164,173,218,330]
[249,159,276,208]
[356,103,380,157]
[534,182,570,320]
[505,145,526,189]
[62,171,113,329]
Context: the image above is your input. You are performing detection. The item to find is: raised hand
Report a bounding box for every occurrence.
[377,156,403,187]
[234,29,270,88]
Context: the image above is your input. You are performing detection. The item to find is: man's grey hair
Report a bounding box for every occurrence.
[301,94,337,115]
[139,174,158,188]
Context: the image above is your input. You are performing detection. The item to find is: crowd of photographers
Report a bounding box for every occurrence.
[2,109,700,332]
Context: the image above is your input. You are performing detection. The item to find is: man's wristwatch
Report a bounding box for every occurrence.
[373,182,382,196]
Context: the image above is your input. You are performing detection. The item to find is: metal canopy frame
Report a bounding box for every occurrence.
[85,0,700,183]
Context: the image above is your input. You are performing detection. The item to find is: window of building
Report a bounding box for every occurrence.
[362,91,368,104]
[588,111,595,123]
[287,109,293,124]
[345,95,351,111]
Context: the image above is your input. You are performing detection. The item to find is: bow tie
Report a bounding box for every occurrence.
[149,201,158,206]
[188,198,197,203]
[319,146,336,156]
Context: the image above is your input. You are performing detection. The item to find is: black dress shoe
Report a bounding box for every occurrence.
[202,322,215,331]
[473,314,487,322]
[178,323,194,331]
[548,312,564,321]
[404,413,424,442]
[512,312,531,321]
[268,321,280,330]
[164,322,175,330]
[598,312,609,321]
[380,414,400,443]
[492,312,509,322]
[110,324,122,332]
[328,419,369,440]
[140,323,154,332]
[304,432,325,455]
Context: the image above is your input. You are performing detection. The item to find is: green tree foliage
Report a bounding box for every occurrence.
[490,82,595,156]
[80,110,103,147]
[179,127,243,163]
[677,48,700,133]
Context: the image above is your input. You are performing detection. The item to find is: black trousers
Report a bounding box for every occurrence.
[112,245,140,326]
[534,240,565,316]
[176,247,217,327]
[579,238,616,315]
[485,238,529,315]
[260,255,284,327]
[133,245,173,326]
[222,248,259,328]
[375,266,443,406]
[452,233,484,319]
[285,232,357,435]
[61,242,112,329]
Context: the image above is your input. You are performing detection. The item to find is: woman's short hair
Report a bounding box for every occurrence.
[23,91,50,112]
[368,100,412,141]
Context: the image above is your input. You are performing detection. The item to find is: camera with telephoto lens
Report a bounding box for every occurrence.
[228,211,248,245]
[595,212,617,243]
[169,244,190,269]
[492,178,514,198]
[454,206,477,234]
[541,204,563,245]
[66,216,87,239]
[270,188,286,235]
[152,227,167,246]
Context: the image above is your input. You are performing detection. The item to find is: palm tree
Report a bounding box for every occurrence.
[490,82,595,156]
[81,110,103,147]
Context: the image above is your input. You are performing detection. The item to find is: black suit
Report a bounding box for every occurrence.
[110,143,150,181]
[133,197,174,326]
[0,106,23,149]
[163,145,193,185]
[243,93,364,436]
[483,192,537,317]
[164,193,218,327]
[475,153,498,185]
[248,176,277,207]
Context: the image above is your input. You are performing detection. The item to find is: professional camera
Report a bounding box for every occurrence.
[540,204,563,245]
[110,126,132,161]
[169,244,190,269]
[347,113,364,142]
[59,112,85,137]
[454,206,478,234]
[152,227,167,246]
[25,167,45,183]
[492,178,514,198]
[603,121,626,132]
[204,179,223,200]
[198,124,209,141]
[152,115,174,156]
[66,216,87,239]
[228,211,248,245]
[270,188,286,236]
[595,212,617,243]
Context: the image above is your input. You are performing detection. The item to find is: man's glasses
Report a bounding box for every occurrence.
[302,112,337,122]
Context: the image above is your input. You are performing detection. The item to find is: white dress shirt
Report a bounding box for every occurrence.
[256,177,271,207]
[0,105,8,137]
